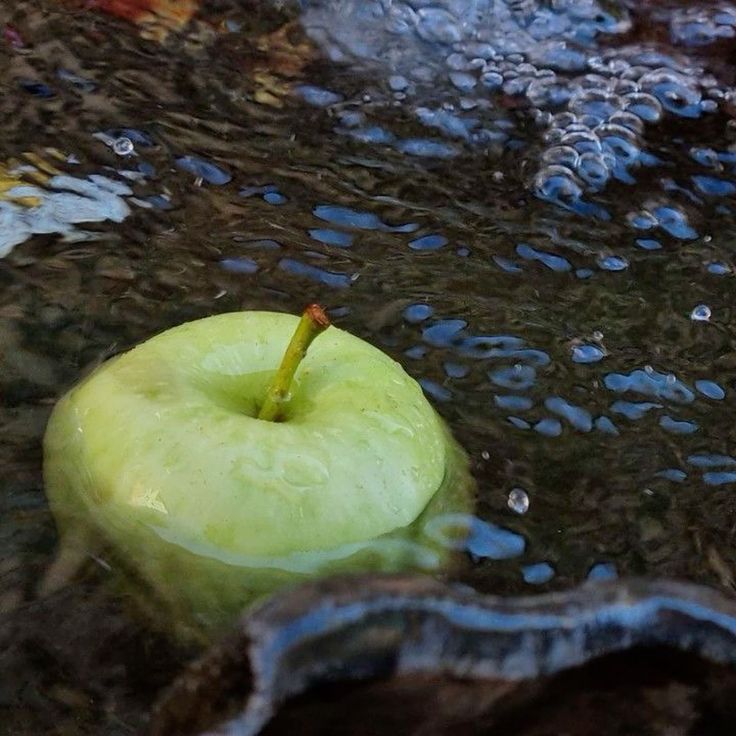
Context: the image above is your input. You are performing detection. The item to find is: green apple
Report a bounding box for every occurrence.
[43,308,474,639]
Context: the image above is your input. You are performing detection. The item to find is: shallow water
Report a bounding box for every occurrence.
[2,0,736,732]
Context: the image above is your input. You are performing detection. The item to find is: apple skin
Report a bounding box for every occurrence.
[43,311,474,638]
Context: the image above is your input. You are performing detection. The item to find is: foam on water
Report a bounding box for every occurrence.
[300,0,736,223]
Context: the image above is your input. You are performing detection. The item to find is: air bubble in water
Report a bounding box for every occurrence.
[113,137,134,156]
[691,304,712,321]
[508,487,530,514]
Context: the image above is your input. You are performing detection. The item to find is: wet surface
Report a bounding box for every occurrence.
[2,0,736,732]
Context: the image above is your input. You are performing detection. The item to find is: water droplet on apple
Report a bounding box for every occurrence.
[282,456,329,487]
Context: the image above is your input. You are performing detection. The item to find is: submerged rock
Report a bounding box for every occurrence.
[150,574,736,736]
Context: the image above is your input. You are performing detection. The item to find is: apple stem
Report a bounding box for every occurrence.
[258,304,331,422]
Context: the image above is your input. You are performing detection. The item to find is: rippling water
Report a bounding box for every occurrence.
[2,0,736,732]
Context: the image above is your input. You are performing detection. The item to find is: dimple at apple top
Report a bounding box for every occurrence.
[2,0,736,733]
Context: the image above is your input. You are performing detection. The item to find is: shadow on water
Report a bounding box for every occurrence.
[2,0,736,732]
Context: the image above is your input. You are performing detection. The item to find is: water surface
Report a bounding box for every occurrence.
[2,0,736,732]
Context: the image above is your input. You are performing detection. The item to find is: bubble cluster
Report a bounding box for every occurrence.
[669,5,736,47]
[300,0,736,216]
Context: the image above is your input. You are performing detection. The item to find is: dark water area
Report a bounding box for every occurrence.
[2,0,736,732]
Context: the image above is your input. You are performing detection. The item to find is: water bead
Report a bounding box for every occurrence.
[526,77,573,107]
[560,130,600,153]
[449,71,478,92]
[445,53,469,71]
[576,151,610,188]
[541,145,580,167]
[113,137,134,156]
[627,210,658,230]
[622,92,662,122]
[690,304,711,321]
[481,71,504,90]
[508,487,530,514]
[416,8,463,44]
[533,165,583,207]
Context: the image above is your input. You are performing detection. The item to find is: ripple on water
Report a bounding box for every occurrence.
[409,233,449,251]
[522,561,555,584]
[516,243,572,272]
[587,562,618,581]
[571,344,605,363]
[277,258,352,289]
[534,417,563,437]
[313,204,418,232]
[424,513,526,560]
[659,415,698,435]
[490,364,537,391]
[604,368,694,403]
[403,303,434,323]
[175,156,231,185]
[695,380,726,400]
[545,396,593,432]
[308,228,353,247]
